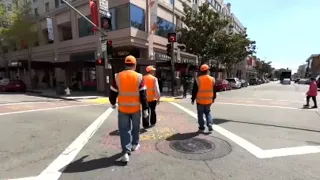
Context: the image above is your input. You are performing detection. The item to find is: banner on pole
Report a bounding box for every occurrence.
[46,18,54,41]
[149,0,158,33]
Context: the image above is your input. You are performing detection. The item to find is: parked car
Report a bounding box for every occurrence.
[226,78,242,89]
[281,78,291,85]
[0,79,26,92]
[294,78,300,83]
[215,79,232,91]
[298,79,307,84]
[240,79,248,87]
[249,78,259,85]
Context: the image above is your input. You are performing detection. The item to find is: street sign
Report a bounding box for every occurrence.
[101,43,106,51]
[99,0,109,17]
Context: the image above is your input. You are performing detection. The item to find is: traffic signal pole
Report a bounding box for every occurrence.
[171,0,176,96]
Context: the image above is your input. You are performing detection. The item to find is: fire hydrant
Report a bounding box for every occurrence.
[65,87,71,96]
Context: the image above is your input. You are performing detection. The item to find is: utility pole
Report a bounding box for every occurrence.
[171,0,175,96]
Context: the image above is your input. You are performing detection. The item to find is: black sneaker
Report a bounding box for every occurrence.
[208,125,213,132]
[198,128,205,133]
[312,106,318,109]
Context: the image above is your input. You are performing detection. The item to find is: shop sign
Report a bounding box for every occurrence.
[116,51,130,57]
[155,52,170,61]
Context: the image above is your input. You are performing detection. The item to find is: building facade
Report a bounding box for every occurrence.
[297,64,307,78]
[305,54,320,78]
[0,0,241,92]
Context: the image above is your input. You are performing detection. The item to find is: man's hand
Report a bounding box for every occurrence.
[157,99,160,105]
[191,100,194,105]
[143,110,149,118]
[111,104,117,109]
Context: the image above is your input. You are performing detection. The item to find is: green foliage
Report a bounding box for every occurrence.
[5,1,38,48]
[177,2,229,64]
[255,59,273,76]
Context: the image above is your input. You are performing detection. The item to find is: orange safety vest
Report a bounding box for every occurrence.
[115,70,143,113]
[196,75,215,105]
[143,74,158,102]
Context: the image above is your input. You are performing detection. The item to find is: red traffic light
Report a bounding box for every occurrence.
[168,32,177,43]
[107,40,112,46]
[97,59,103,64]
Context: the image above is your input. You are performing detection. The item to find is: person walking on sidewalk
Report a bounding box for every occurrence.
[109,55,149,163]
[191,64,216,132]
[142,66,161,129]
[304,77,318,108]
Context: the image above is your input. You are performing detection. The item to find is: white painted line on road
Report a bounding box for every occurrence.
[0,101,54,106]
[37,107,114,180]
[0,104,102,116]
[219,97,305,103]
[6,176,36,180]
[170,102,264,158]
[262,146,320,159]
[215,102,316,111]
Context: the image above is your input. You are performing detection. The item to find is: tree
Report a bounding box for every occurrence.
[255,59,273,77]
[177,2,229,64]
[214,32,256,75]
[6,1,38,88]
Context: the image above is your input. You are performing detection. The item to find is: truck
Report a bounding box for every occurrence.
[280,70,292,82]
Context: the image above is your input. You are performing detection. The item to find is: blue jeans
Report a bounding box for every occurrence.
[118,111,141,154]
[196,104,213,130]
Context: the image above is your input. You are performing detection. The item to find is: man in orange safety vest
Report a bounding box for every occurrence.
[191,64,216,132]
[109,55,149,162]
[142,65,160,129]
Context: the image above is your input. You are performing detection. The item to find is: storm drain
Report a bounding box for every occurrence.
[156,136,232,160]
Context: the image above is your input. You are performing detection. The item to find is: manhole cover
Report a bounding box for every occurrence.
[156,135,232,160]
[169,138,214,154]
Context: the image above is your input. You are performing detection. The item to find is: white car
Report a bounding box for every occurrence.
[282,78,291,85]
[226,78,242,89]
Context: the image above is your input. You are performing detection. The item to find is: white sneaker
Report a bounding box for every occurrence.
[121,153,129,162]
[132,144,140,151]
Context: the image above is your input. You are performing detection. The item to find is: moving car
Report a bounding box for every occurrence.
[281,78,291,85]
[215,79,232,91]
[0,79,26,92]
[226,78,242,89]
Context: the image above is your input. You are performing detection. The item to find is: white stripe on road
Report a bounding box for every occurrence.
[37,107,114,180]
[0,104,102,116]
[170,102,264,158]
[0,101,55,106]
[215,102,317,111]
[262,146,320,159]
[218,97,305,103]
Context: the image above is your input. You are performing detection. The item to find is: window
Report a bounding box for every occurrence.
[45,2,49,12]
[130,4,145,31]
[34,8,39,16]
[55,0,59,8]
[116,4,130,29]
[156,17,175,38]
[78,15,94,37]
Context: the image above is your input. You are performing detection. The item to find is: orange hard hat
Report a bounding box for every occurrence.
[146,65,156,72]
[124,55,137,64]
[200,64,209,71]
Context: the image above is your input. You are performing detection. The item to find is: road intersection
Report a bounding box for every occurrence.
[1,81,320,180]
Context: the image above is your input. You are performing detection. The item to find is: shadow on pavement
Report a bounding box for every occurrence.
[62,153,126,173]
[109,129,148,136]
[214,118,320,133]
[166,131,211,141]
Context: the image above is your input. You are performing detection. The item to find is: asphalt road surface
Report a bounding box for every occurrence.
[1,81,320,180]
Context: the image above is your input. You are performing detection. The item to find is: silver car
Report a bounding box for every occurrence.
[282,78,291,85]
[226,78,242,89]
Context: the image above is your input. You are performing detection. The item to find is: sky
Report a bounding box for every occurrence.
[226,0,320,73]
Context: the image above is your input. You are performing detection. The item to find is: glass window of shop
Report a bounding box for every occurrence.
[156,17,175,38]
[130,4,145,31]
[78,15,94,37]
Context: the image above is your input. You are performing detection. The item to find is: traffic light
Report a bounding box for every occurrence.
[107,40,113,55]
[96,58,105,66]
[167,32,177,43]
[166,44,172,57]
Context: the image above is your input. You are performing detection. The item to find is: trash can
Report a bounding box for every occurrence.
[56,81,65,95]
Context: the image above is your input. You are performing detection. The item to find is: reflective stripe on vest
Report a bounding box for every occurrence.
[196,75,214,105]
[115,70,142,113]
[143,74,157,102]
